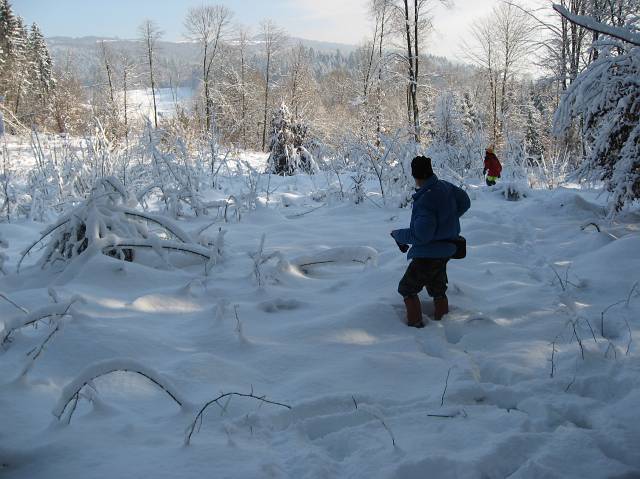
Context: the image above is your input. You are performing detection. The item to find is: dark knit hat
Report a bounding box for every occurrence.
[411,155,434,179]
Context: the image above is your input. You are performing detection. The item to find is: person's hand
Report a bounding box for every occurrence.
[391,232,409,252]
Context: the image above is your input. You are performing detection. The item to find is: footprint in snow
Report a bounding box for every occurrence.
[258,298,305,313]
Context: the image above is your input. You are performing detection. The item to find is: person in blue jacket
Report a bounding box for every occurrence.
[391,156,471,328]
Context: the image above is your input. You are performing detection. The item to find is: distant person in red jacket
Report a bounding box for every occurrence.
[483,146,502,186]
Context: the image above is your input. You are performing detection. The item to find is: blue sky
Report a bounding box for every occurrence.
[13,0,534,60]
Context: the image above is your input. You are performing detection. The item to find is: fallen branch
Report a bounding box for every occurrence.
[185,389,291,445]
[101,240,212,261]
[285,203,327,219]
[0,292,29,314]
[427,409,468,419]
[292,246,378,273]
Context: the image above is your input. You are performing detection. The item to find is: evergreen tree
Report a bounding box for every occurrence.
[267,102,315,175]
[9,15,29,117]
[268,103,296,175]
[27,22,54,107]
[0,0,19,102]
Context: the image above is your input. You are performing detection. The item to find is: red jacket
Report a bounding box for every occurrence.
[484,152,502,177]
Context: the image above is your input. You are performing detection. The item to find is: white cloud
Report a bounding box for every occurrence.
[278,0,543,61]
[283,0,372,44]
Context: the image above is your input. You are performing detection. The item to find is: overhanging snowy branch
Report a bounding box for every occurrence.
[53,359,187,423]
[552,4,640,46]
[1,299,77,346]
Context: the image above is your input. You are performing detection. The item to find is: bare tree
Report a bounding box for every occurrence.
[138,19,163,128]
[382,0,450,143]
[118,49,138,148]
[99,40,116,105]
[464,3,533,146]
[237,26,251,148]
[184,5,233,133]
[287,42,314,120]
[373,0,391,145]
[260,20,287,151]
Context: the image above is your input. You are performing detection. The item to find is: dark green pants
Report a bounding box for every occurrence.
[398,258,449,299]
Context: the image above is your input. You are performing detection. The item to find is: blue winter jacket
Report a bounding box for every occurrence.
[392,175,471,259]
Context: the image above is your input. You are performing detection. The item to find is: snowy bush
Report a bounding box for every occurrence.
[249,234,288,288]
[17,176,216,272]
[499,180,529,201]
[135,122,224,219]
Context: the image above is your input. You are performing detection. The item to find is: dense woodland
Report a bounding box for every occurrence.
[0,0,639,214]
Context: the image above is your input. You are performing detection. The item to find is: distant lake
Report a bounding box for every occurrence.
[120,87,196,119]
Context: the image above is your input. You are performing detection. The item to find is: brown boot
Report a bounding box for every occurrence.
[404,296,424,328]
[433,296,449,321]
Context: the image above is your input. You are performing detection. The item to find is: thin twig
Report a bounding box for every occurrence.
[21,322,61,377]
[582,318,598,343]
[626,281,639,307]
[441,367,453,407]
[601,299,626,338]
[580,222,601,232]
[571,320,585,360]
[565,359,579,393]
[550,265,566,291]
[624,318,633,356]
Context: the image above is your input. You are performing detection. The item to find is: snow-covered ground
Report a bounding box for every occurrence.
[1,158,639,478]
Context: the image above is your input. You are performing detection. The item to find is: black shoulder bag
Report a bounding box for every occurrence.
[445,236,466,259]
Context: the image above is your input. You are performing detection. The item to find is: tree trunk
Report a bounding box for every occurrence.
[147,38,158,128]
[262,51,271,151]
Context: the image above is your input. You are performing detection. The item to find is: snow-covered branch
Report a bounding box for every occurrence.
[552,4,640,46]
[53,359,188,423]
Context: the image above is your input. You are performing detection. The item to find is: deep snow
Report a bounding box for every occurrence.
[1,159,639,478]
